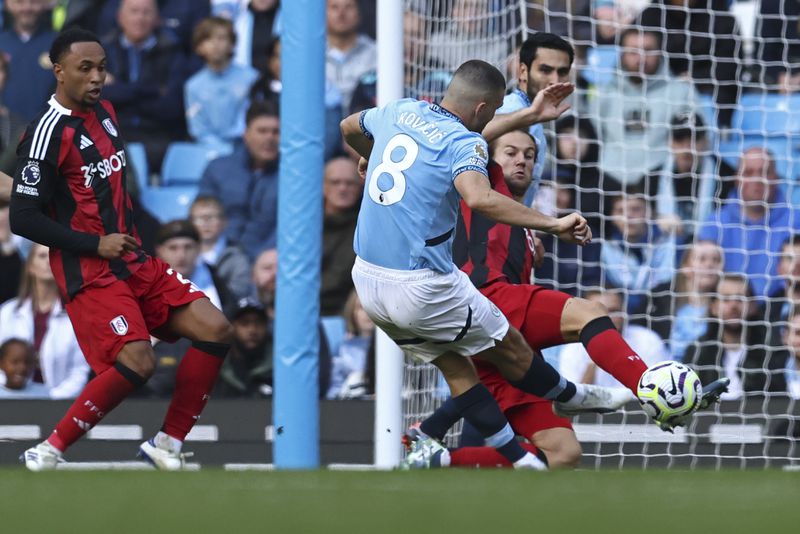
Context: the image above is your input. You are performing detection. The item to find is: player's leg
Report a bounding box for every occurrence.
[529,427,581,469]
[425,351,545,470]
[22,283,153,471]
[556,296,647,393]
[144,298,232,463]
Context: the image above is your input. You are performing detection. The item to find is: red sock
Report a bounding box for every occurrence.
[581,317,648,393]
[449,443,540,468]
[47,363,144,452]
[161,341,228,441]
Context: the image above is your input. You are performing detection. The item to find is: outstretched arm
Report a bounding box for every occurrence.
[454,170,591,245]
[481,82,574,143]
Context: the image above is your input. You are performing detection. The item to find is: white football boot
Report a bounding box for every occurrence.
[137,434,192,471]
[553,384,635,417]
[20,441,64,472]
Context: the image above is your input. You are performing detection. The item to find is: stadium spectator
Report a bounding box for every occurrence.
[648,240,723,361]
[190,196,253,302]
[0,0,56,120]
[53,0,106,33]
[0,338,50,398]
[600,186,676,316]
[756,0,800,90]
[766,234,800,325]
[0,53,26,175]
[684,273,789,398]
[653,112,732,242]
[697,147,800,299]
[155,219,232,312]
[98,0,211,56]
[101,0,189,172]
[198,101,279,260]
[559,288,667,387]
[426,0,513,78]
[0,243,89,399]
[326,0,375,112]
[321,156,359,316]
[185,16,258,151]
[326,290,374,399]
[132,337,191,398]
[250,37,342,160]
[0,198,22,305]
[589,26,697,187]
[222,0,281,71]
[637,0,743,127]
[527,0,593,47]
[252,247,276,317]
[215,297,272,398]
[781,308,800,398]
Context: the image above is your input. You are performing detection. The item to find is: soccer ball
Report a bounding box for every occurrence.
[637,361,702,425]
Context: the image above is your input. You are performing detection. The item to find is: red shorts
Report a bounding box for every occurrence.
[66,256,207,374]
[476,281,574,436]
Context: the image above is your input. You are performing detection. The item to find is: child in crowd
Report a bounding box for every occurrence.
[0,339,50,399]
[185,16,258,150]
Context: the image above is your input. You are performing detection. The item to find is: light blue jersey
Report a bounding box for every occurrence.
[497,89,547,201]
[355,99,489,273]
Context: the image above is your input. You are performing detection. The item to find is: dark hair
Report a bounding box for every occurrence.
[192,16,236,52]
[671,112,706,142]
[0,338,32,361]
[519,33,575,69]
[715,272,754,300]
[488,128,537,158]
[451,59,506,94]
[781,233,800,251]
[49,28,102,65]
[246,99,279,126]
[155,219,200,245]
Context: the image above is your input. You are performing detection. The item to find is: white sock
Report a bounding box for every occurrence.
[513,452,547,470]
[438,449,451,467]
[155,431,183,453]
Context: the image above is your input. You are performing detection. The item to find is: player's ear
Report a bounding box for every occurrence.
[53,63,64,84]
[518,62,528,85]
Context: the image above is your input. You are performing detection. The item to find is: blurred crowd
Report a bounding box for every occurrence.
[0,0,799,404]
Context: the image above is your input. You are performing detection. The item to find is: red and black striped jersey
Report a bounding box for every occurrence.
[453,161,536,287]
[11,96,145,300]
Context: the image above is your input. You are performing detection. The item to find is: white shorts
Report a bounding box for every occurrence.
[351,256,509,363]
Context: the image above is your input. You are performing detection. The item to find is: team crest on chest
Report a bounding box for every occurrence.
[21,160,41,186]
[102,118,118,137]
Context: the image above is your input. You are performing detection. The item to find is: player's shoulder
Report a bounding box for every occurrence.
[97,99,118,121]
[497,90,526,114]
[19,96,76,160]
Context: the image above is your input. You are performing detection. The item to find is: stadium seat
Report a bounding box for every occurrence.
[582,45,618,87]
[160,142,231,186]
[140,185,198,223]
[731,93,800,137]
[126,142,149,192]
[321,316,347,357]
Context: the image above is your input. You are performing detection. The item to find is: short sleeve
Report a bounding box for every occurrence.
[359,107,378,140]
[451,134,489,180]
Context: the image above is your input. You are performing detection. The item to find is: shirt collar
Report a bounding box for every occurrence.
[429,103,463,125]
[120,34,158,52]
[514,88,531,107]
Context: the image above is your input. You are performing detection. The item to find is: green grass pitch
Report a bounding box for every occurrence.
[0,469,797,533]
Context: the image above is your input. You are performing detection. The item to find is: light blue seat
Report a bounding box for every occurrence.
[732,93,800,137]
[160,142,231,186]
[140,185,198,223]
[126,142,148,191]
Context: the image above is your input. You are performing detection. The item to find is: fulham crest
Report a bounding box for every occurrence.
[109,315,128,335]
[102,118,118,137]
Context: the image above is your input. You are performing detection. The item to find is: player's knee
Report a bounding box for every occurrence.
[567,298,608,336]
[117,343,157,380]
[205,317,234,345]
[547,440,583,469]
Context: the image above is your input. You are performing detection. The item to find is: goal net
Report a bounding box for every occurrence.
[400,0,800,468]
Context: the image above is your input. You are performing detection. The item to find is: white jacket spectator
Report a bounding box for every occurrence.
[326,0,376,111]
[0,298,88,399]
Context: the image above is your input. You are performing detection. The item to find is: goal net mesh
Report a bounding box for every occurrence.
[400,0,800,468]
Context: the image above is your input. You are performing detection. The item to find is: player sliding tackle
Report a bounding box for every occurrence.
[342,59,634,470]
[400,129,729,469]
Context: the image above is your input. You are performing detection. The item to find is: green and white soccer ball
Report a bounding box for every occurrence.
[637,361,703,425]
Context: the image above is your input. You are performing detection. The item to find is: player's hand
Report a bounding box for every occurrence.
[529,82,573,124]
[97,233,138,259]
[554,213,591,246]
[532,233,545,268]
[357,157,369,181]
